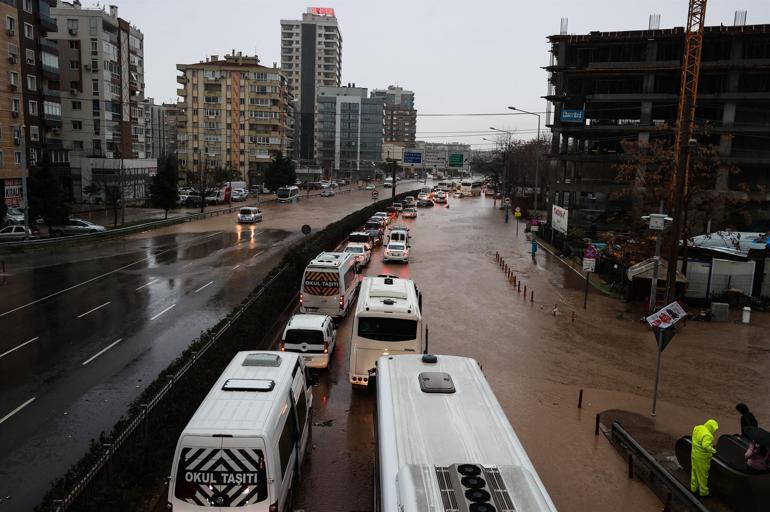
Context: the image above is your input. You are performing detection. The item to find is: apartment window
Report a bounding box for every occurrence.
[8,42,17,59]
[25,48,34,65]
[9,71,18,87]
[92,78,98,93]
[73,140,84,149]
[11,98,19,113]
[23,0,32,13]
[69,40,80,49]
[72,100,82,110]
[72,120,82,130]
[70,60,80,70]
[28,100,37,115]
[90,38,97,55]
[14,151,22,165]
[89,17,97,36]
[92,99,99,112]
[27,75,36,91]
[91,59,98,71]
[69,81,81,91]
[43,101,61,117]
[23,22,33,40]
[67,19,78,32]
[5,16,15,35]
[29,126,39,142]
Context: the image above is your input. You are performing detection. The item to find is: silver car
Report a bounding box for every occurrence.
[50,218,106,237]
[0,225,36,241]
[4,207,24,225]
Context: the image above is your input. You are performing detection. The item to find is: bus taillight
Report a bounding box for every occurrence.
[339,295,344,309]
[299,293,304,305]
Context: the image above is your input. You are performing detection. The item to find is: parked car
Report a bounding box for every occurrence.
[238,207,262,223]
[383,241,409,263]
[50,218,106,237]
[0,225,37,241]
[183,194,203,208]
[320,188,336,197]
[402,207,418,219]
[416,199,434,208]
[344,242,371,268]
[4,207,24,225]
[365,183,376,191]
[231,188,248,201]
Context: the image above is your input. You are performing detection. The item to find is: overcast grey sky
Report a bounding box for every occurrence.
[116,0,769,149]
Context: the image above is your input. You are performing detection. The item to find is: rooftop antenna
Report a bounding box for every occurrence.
[733,10,747,26]
[649,14,661,30]
[560,17,568,35]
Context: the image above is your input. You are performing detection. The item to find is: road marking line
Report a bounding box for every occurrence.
[150,303,176,321]
[0,231,222,319]
[182,262,193,269]
[251,250,265,260]
[232,264,240,270]
[81,338,123,366]
[0,397,36,425]
[194,281,214,293]
[76,301,111,319]
[0,337,39,360]
[135,278,159,291]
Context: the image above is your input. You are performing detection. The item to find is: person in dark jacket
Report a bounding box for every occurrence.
[736,403,758,435]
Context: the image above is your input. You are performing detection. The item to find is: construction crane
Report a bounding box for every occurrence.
[663,0,708,304]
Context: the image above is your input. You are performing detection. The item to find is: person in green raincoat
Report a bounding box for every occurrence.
[691,419,719,496]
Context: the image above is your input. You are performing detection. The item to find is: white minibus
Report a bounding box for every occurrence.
[460,179,483,196]
[168,351,313,511]
[276,186,300,203]
[348,276,425,387]
[376,354,558,512]
[300,252,359,318]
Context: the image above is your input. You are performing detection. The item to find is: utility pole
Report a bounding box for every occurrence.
[200,147,207,213]
[120,154,125,225]
[507,106,541,213]
[20,125,30,240]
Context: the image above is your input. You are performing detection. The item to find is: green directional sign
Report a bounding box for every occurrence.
[448,153,464,168]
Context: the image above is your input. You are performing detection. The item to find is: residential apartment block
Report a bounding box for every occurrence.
[545,20,770,230]
[0,0,24,208]
[280,7,342,161]
[316,85,383,180]
[176,53,294,187]
[371,85,416,144]
[50,1,153,202]
[142,97,177,159]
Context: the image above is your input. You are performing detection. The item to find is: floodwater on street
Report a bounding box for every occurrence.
[290,192,770,511]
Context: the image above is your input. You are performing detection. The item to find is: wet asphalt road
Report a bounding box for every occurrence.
[0,184,417,511]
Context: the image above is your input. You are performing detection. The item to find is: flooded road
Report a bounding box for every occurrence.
[290,194,770,511]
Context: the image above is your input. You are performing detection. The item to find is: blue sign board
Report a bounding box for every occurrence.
[560,109,585,123]
[403,151,422,164]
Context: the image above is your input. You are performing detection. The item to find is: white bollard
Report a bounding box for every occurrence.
[742,307,751,324]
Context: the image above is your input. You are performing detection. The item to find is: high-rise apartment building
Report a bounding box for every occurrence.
[371,86,416,144]
[280,7,341,161]
[16,0,68,193]
[142,98,177,159]
[0,0,24,209]
[50,1,154,203]
[176,53,293,187]
[316,85,383,180]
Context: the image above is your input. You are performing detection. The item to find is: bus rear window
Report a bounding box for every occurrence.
[357,317,417,342]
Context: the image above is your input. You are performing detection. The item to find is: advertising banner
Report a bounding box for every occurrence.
[552,205,569,234]
[560,109,585,123]
[4,178,22,207]
[646,301,687,330]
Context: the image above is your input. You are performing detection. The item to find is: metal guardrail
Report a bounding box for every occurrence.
[51,266,288,511]
[609,421,710,512]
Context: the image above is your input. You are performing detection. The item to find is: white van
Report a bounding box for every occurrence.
[168,351,313,511]
[280,314,336,369]
[238,207,263,223]
[276,186,300,203]
[300,252,359,318]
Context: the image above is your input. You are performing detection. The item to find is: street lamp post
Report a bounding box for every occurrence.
[507,107,541,213]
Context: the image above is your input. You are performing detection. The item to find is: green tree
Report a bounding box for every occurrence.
[150,154,180,219]
[28,162,70,233]
[82,183,101,204]
[264,153,296,193]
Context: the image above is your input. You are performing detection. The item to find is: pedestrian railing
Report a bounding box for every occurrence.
[609,421,710,512]
[50,266,288,512]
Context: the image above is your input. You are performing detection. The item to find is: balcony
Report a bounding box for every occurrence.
[177,88,187,96]
[39,13,58,33]
[44,113,62,127]
[42,63,59,78]
[176,75,187,84]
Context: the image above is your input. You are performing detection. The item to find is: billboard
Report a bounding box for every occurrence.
[308,7,335,15]
[552,205,569,234]
[4,178,22,207]
[560,109,585,123]
[402,150,423,165]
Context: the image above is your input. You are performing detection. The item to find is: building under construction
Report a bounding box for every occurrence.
[544,17,770,233]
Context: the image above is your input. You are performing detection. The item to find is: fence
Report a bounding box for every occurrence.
[37,189,419,512]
